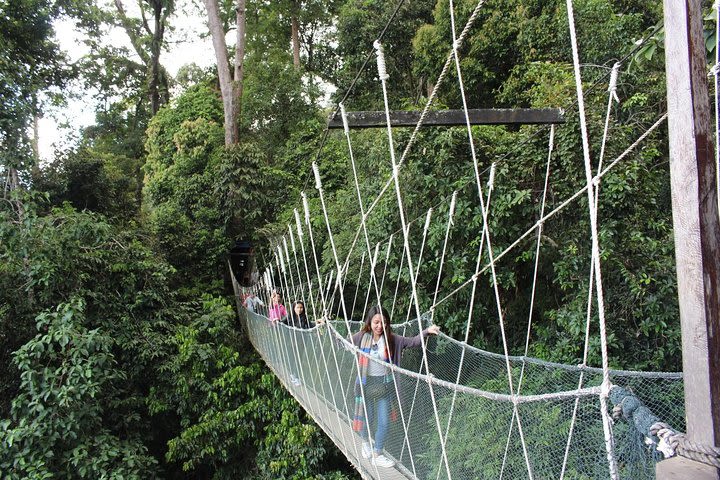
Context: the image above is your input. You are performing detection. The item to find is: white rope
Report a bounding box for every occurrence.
[292,213,337,422]
[565,1,617,478]
[446,1,535,476]
[560,58,623,479]
[339,102,385,309]
[437,167,495,480]
[348,0,488,251]
[298,195,359,458]
[325,324,605,403]
[288,224,326,416]
[500,126,555,479]
[283,237,315,405]
[311,164,387,478]
[432,113,668,311]
[374,39,453,480]
[378,234,393,298]
[273,252,295,387]
[396,207,433,465]
[389,238,407,319]
[350,251,365,319]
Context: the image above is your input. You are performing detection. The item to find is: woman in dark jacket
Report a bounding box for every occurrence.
[351,305,440,468]
[284,301,313,386]
[286,300,311,329]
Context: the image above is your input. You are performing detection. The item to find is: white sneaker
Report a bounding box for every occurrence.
[373,454,394,468]
[361,442,372,459]
[290,375,301,386]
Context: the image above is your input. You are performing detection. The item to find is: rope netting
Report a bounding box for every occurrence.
[233,304,683,480]
[228,0,698,478]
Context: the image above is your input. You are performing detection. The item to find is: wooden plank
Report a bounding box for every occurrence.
[327,108,564,129]
[660,0,720,478]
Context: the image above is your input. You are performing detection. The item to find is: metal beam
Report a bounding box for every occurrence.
[658,0,720,478]
[327,108,564,129]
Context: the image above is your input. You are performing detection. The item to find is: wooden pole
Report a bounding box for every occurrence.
[659,0,720,478]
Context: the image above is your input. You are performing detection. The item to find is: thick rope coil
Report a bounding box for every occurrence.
[449,191,457,219]
[373,40,390,80]
[648,423,720,468]
[277,245,286,273]
[424,208,433,232]
[301,191,311,222]
[611,387,720,468]
[294,208,303,238]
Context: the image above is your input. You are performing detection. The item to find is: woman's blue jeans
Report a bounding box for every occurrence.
[360,395,390,452]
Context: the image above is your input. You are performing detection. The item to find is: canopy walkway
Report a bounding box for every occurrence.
[229,0,720,478]
[232,300,683,480]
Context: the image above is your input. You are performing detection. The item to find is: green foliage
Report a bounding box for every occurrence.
[336,0,436,107]
[150,296,349,479]
[0,299,159,479]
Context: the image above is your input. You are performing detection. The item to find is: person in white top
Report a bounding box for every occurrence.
[244,293,264,313]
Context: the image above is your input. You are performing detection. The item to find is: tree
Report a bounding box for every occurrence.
[0,300,159,479]
[204,0,246,144]
[0,0,72,212]
[112,0,173,114]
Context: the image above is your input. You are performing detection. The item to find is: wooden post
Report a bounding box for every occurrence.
[659,0,720,478]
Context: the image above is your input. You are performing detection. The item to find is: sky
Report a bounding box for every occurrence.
[38,3,215,160]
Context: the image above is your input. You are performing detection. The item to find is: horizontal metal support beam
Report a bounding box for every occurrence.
[327,108,564,129]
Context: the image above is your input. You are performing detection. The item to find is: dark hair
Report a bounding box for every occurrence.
[290,301,308,328]
[360,305,395,361]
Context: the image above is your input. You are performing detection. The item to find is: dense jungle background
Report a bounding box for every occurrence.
[0,0,706,477]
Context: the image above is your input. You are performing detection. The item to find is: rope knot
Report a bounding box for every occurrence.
[312,162,323,190]
[373,40,390,81]
[339,103,350,135]
[294,209,304,237]
[608,61,620,103]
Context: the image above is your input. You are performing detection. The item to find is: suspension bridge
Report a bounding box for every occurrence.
[230,1,719,478]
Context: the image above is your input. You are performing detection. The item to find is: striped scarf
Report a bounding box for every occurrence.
[352,333,396,433]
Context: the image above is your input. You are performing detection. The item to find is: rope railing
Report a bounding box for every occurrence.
[234,0,704,477]
[233,288,686,479]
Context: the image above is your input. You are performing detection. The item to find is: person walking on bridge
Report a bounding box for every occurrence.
[284,300,312,386]
[351,305,440,468]
[268,292,288,323]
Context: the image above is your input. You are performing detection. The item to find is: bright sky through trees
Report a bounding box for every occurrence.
[38,8,214,160]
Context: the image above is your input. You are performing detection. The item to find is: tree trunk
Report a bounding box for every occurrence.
[234,0,246,128]
[113,0,169,115]
[149,1,163,114]
[204,0,239,144]
[291,12,300,68]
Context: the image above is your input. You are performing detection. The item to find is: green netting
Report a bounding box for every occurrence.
[240,307,683,480]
